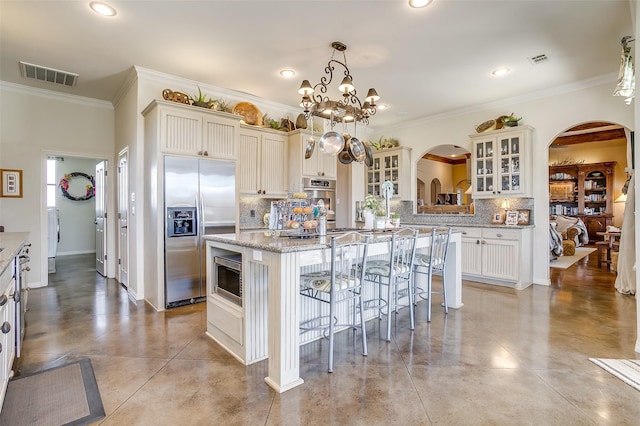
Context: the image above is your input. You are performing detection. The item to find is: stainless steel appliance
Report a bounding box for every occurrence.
[213,254,242,305]
[303,177,336,224]
[14,244,30,358]
[164,156,236,308]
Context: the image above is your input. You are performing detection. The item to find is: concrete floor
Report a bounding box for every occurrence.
[14,253,640,425]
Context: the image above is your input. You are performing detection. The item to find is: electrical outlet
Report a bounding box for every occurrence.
[250,209,255,218]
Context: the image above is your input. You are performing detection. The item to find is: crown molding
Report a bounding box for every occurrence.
[385,72,620,131]
[133,66,299,115]
[0,81,113,109]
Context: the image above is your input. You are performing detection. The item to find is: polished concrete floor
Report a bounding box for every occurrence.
[14,252,640,425]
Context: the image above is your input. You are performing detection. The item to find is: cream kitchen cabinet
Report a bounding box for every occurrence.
[149,99,239,160]
[288,130,337,188]
[238,126,288,196]
[366,146,412,200]
[470,125,533,198]
[454,226,532,289]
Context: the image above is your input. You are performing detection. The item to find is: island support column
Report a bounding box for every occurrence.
[263,250,305,392]
[445,232,463,309]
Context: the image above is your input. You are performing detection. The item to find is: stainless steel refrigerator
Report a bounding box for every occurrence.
[164,156,236,308]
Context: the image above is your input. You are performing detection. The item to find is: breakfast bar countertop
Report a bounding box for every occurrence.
[0,232,30,276]
[206,227,456,254]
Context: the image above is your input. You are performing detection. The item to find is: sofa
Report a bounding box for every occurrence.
[549,216,589,258]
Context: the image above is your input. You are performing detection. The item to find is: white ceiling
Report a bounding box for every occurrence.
[0,1,634,129]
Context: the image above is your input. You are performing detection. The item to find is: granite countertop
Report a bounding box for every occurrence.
[0,232,30,276]
[207,227,451,254]
[403,222,534,229]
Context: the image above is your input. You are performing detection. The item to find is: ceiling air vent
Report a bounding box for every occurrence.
[528,54,549,66]
[19,61,78,87]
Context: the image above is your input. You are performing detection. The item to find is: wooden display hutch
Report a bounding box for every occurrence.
[549,161,616,243]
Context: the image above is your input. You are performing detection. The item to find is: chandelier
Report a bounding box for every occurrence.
[298,41,380,127]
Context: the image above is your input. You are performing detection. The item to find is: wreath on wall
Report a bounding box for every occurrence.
[59,172,95,201]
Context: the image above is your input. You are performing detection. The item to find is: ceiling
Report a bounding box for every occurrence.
[0,1,634,129]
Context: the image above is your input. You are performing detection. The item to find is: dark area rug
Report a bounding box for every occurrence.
[0,358,105,426]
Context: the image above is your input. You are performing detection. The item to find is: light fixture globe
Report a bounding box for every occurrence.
[318,131,345,155]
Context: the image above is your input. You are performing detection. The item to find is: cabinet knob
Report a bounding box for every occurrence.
[481,240,487,244]
[197,151,203,156]
[461,231,467,235]
[476,239,480,245]
[0,295,6,306]
[203,151,209,156]
[496,233,503,238]
[1,322,10,334]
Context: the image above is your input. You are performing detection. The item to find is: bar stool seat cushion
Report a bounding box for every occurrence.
[415,254,444,267]
[301,271,357,293]
[365,259,410,276]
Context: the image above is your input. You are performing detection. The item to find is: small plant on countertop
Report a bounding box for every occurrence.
[364,194,380,212]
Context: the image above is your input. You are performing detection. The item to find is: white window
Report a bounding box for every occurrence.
[47,158,56,207]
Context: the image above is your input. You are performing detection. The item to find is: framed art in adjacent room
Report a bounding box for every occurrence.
[505,210,519,226]
[1,169,23,198]
[517,209,531,225]
[491,212,504,224]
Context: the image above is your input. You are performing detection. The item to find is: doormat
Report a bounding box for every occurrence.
[0,358,105,426]
[589,358,640,392]
[550,247,595,269]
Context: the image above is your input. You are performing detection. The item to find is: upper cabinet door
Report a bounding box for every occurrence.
[260,133,288,196]
[160,107,203,155]
[202,116,238,160]
[470,126,532,198]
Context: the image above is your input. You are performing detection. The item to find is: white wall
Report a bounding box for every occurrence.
[417,159,454,205]
[55,156,98,255]
[0,83,115,287]
[372,77,634,286]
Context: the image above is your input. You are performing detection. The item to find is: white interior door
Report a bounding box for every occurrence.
[95,160,107,276]
[117,152,129,288]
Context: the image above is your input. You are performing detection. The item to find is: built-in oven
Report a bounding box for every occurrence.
[213,254,242,306]
[303,177,336,225]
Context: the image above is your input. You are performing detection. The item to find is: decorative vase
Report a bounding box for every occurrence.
[364,210,375,229]
[375,217,387,229]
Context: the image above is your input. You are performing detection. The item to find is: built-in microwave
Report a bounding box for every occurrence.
[213,254,242,306]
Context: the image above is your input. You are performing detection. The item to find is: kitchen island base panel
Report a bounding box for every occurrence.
[204,229,462,393]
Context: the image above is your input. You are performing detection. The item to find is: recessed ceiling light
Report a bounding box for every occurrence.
[409,0,433,8]
[491,67,511,77]
[280,69,296,78]
[90,2,117,17]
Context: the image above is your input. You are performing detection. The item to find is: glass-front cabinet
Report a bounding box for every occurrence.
[470,126,532,198]
[366,146,411,200]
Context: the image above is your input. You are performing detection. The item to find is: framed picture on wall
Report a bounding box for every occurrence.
[505,210,519,226]
[491,212,504,224]
[0,169,23,198]
[517,209,531,225]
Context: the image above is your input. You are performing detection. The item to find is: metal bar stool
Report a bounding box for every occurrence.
[363,228,419,341]
[413,227,452,322]
[300,232,371,373]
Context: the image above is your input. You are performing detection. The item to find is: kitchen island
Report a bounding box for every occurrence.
[204,228,462,393]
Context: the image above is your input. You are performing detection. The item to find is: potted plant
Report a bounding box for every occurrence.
[363,194,380,229]
[189,86,217,109]
[391,213,401,227]
[503,114,522,127]
[374,208,388,229]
